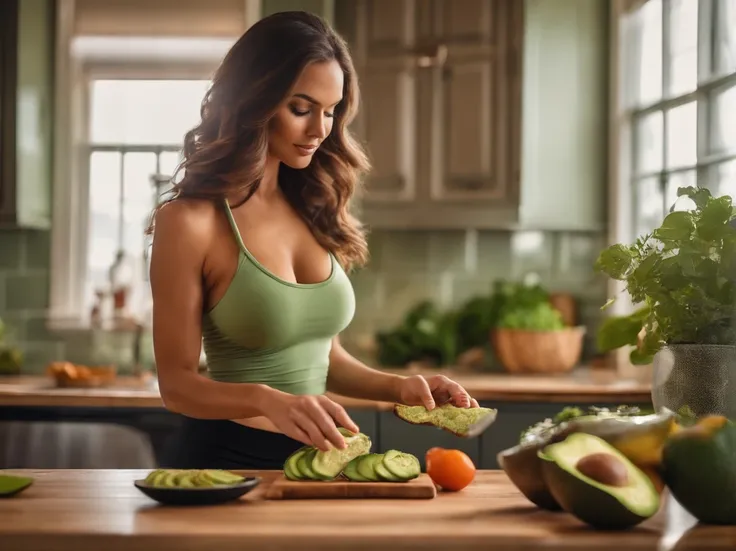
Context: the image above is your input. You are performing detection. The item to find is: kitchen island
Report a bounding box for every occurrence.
[0,369,654,470]
[0,469,731,551]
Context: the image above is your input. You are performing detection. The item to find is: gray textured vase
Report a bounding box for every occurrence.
[651,344,736,418]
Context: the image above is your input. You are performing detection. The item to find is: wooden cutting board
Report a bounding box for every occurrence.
[265,473,437,499]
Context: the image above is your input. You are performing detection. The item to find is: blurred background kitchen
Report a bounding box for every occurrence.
[0,0,733,470]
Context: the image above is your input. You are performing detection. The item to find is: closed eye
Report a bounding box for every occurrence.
[289,105,335,118]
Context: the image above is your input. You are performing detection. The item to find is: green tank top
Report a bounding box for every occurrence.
[200,199,356,395]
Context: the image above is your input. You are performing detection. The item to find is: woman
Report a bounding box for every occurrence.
[149,11,479,470]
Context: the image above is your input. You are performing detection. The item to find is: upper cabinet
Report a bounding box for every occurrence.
[0,0,54,229]
[336,0,608,231]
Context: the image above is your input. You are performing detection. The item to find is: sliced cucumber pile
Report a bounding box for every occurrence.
[283,430,372,481]
[282,430,421,483]
[143,469,245,488]
[343,450,421,483]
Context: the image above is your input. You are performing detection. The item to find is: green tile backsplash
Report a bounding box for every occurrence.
[0,225,608,374]
[340,228,609,365]
[0,228,66,372]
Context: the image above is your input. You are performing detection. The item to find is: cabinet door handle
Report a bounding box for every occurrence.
[415,44,448,68]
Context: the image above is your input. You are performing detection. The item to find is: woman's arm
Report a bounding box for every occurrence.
[326,336,406,402]
[150,199,274,419]
[326,337,479,409]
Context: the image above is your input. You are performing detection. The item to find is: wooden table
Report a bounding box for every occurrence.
[1,469,734,551]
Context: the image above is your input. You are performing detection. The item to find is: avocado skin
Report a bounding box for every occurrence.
[498,425,576,511]
[498,444,560,510]
[539,456,654,530]
[498,411,674,511]
[662,420,736,525]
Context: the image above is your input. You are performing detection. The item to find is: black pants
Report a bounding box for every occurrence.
[160,415,303,470]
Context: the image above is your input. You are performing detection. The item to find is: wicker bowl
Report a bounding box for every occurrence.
[491,326,586,374]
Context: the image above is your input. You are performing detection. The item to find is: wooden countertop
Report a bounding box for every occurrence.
[0,367,652,410]
[0,469,732,551]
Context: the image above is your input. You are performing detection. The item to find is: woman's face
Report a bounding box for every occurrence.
[268,60,344,169]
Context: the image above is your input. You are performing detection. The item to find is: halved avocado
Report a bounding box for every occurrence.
[498,408,675,511]
[538,432,660,530]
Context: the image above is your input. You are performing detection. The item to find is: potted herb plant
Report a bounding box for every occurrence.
[595,186,736,418]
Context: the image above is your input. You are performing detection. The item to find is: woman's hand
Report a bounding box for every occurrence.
[397,374,479,410]
[264,392,360,451]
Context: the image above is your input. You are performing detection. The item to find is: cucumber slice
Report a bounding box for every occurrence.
[382,449,421,481]
[311,433,372,480]
[356,453,383,481]
[284,447,310,480]
[343,455,370,482]
[298,448,320,480]
[374,459,402,482]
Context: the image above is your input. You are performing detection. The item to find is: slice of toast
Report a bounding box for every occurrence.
[394,403,498,438]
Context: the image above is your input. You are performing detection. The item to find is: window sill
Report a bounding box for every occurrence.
[45,316,148,336]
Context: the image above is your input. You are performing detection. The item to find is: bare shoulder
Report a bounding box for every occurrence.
[153,197,219,240]
[149,198,222,275]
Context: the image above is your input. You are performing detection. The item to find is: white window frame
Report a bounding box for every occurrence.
[47,0,261,330]
[613,0,736,246]
[607,0,736,366]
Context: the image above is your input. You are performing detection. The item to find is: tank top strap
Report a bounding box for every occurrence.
[222,198,247,252]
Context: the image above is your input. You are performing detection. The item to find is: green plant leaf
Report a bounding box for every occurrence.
[629,348,655,365]
[654,211,695,241]
[595,244,634,279]
[596,313,645,352]
[696,196,734,241]
[678,186,711,209]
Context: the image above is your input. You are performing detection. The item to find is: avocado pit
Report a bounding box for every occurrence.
[575,452,630,487]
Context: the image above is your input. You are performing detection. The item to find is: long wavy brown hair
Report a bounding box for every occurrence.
[147,11,370,270]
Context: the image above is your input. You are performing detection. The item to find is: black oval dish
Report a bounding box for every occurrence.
[134,477,261,506]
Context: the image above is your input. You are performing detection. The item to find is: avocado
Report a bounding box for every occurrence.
[498,408,675,511]
[538,432,660,530]
[662,415,736,525]
[393,403,497,437]
[0,474,34,497]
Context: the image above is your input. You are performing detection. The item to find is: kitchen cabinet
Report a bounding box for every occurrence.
[261,0,334,24]
[0,0,54,229]
[334,0,608,231]
[336,0,522,230]
[1,401,652,469]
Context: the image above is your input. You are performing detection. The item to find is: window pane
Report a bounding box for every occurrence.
[159,151,183,179]
[666,102,697,169]
[716,0,736,74]
[666,170,697,211]
[635,111,664,174]
[88,152,122,293]
[90,80,210,145]
[637,0,663,105]
[122,152,157,257]
[668,0,698,96]
[711,85,736,154]
[635,177,664,236]
[712,160,736,199]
